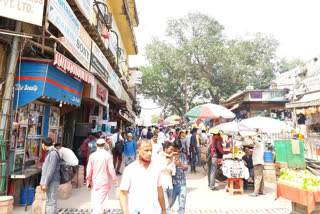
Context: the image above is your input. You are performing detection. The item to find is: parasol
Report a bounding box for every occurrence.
[240,116,294,134]
[163,115,181,125]
[185,104,235,119]
[212,121,256,135]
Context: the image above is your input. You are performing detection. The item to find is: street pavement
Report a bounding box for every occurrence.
[14,164,292,214]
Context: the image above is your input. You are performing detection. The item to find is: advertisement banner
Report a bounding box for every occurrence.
[48,0,92,70]
[0,0,44,26]
[90,42,112,83]
[74,0,93,23]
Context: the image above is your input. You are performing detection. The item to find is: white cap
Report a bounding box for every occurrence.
[97,139,106,145]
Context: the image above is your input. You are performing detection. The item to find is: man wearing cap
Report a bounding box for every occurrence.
[87,139,119,214]
[250,135,265,197]
[123,133,136,167]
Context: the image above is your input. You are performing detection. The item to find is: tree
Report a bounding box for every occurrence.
[277,58,304,73]
[151,114,160,124]
[139,12,302,114]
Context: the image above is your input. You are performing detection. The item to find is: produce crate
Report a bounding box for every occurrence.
[292,202,320,214]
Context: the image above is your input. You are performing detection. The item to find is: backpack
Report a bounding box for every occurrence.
[54,150,75,184]
[115,134,124,154]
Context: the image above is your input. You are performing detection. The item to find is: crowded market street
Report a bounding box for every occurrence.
[14,165,291,214]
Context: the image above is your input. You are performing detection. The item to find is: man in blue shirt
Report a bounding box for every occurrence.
[242,146,254,189]
[123,133,136,166]
[171,141,188,214]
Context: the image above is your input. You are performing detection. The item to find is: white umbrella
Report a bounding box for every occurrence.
[240,116,294,134]
[213,121,256,136]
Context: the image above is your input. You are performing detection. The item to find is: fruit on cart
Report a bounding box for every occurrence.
[279,168,320,191]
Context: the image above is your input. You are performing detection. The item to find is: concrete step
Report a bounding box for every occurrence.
[58,208,291,214]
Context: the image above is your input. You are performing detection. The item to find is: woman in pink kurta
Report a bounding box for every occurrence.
[87,139,118,214]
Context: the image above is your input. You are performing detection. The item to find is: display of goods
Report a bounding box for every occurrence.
[279,168,320,191]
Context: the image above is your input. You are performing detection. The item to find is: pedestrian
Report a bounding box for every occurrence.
[141,126,148,139]
[167,131,175,143]
[151,132,163,157]
[111,128,125,175]
[123,133,136,167]
[79,133,92,182]
[40,137,60,214]
[89,132,98,155]
[87,139,119,214]
[147,128,153,139]
[226,135,234,148]
[120,139,166,214]
[250,136,265,197]
[196,131,201,166]
[185,131,191,164]
[157,128,166,145]
[208,131,230,191]
[54,143,79,166]
[190,128,198,173]
[97,131,102,138]
[170,142,188,214]
[159,141,176,214]
[200,130,208,146]
[242,146,254,189]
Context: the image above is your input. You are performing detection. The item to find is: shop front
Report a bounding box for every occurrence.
[10,60,84,204]
[82,78,109,134]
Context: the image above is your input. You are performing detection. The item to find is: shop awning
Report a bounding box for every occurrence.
[286,92,320,108]
[14,61,83,108]
[230,103,241,111]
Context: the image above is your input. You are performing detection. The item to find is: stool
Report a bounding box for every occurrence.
[226,178,244,195]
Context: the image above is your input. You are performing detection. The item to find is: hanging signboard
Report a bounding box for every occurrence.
[109,71,122,98]
[0,0,45,26]
[90,41,112,83]
[74,0,93,24]
[48,0,92,70]
[54,51,94,85]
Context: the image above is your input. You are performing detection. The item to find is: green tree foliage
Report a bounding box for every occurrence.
[277,58,304,73]
[139,12,301,115]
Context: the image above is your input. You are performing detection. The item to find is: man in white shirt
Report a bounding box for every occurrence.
[54,143,79,166]
[157,128,166,145]
[158,141,176,214]
[120,139,166,214]
[250,135,265,197]
[110,128,125,175]
[151,133,163,158]
[141,127,148,139]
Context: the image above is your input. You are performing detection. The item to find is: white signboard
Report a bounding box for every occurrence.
[74,0,93,24]
[48,0,92,70]
[109,71,122,98]
[0,0,44,26]
[90,41,112,82]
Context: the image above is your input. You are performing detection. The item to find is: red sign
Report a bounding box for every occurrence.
[53,51,94,85]
[96,84,107,102]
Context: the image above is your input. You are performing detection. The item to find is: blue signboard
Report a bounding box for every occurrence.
[14,61,83,108]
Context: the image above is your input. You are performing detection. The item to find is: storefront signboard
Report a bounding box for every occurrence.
[109,71,122,98]
[54,51,94,85]
[0,0,45,26]
[74,0,93,24]
[14,61,84,108]
[250,92,263,99]
[89,78,108,106]
[270,92,287,101]
[48,0,92,70]
[90,41,112,82]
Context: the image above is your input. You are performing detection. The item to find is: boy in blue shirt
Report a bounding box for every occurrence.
[123,133,136,166]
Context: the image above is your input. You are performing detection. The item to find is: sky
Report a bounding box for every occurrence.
[129,0,320,124]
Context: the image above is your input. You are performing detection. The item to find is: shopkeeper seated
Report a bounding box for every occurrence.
[242,146,254,188]
[54,143,79,166]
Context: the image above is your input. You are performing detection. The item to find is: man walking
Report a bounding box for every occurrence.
[157,128,166,145]
[40,137,60,214]
[141,126,148,139]
[250,136,265,197]
[170,142,188,214]
[123,133,136,167]
[87,139,119,214]
[190,128,197,173]
[111,128,124,175]
[120,139,166,214]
